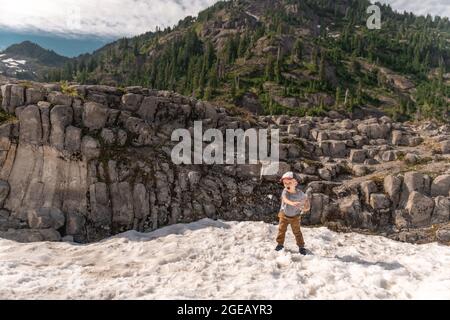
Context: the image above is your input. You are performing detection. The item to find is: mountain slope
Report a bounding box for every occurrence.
[0,41,69,80]
[53,0,450,121]
[1,218,450,299]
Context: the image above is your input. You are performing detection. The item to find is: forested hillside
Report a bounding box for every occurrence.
[47,0,450,121]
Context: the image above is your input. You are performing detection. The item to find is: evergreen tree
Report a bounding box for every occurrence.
[265,55,276,81]
[293,39,303,62]
[311,47,318,71]
[335,86,341,108]
[356,79,363,105]
[319,51,326,83]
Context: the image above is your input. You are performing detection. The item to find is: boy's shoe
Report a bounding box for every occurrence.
[275,244,284,251]
[299,247,307,255]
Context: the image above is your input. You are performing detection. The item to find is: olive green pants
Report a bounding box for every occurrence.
[276,212,305,247]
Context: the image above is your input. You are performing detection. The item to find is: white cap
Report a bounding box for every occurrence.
[280,171,294,182]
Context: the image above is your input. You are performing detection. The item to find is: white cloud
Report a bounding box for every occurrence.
[0,0,218,38]
[375,0,450,19]
[0,0,448,39]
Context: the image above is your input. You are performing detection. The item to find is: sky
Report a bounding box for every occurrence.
[0,0,448,57]
[377,0,450,18]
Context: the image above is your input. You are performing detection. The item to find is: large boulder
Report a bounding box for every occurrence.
[340,119,353,130]
[357,123,390,140]
[0,123,12,151]
[64,126,82,153]
[72,99,84,125]
[404,153,419,165]
[26,88,45,105]
[19,105,42,145]
[48,91,72,106]
[137,96,158,123]
[353,135,368,148]
[89,182,112,226]
[352,164,369,177]
[309,193,330,225]
[370,193,391,210]
[27,207,65,229]
[339,195,369,228]
[50,105,73,150]
[0,228,61,242]
[121,93,143,112]
[124,117,145,135]
[349,149,366,163]
[400,172,430,205]
[436,228,450,244]
[38,102,51,144]
[384,175,402,209]
[320,140,347,158]
[318,168,332,181]
[330,130,352,141]
[7,85,26,113]
[100,128,115,145]
[110,182,134,228]
[81,136,100,160]
[298,124,311,139]
[83,102,109,130]
[441,141,450,154]
[391,130,404,145]
[204,103,218,123]
[381,150,396,162]
[312,130,327,142]
[394,210,409,229]
[133,183,149,220]
[287,124,300,136]
[431,175,450,197]
[360,180,377,204]
[65,212,86,239]
[1,84,12,111]
[431,196,450,224]
[0,210,23,231]
[405,191,434,227]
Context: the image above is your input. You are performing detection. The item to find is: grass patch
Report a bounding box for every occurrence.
[396,151,406,161]
[0,109,17,125]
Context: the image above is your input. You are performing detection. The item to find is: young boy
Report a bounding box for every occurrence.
[275,171,310,255]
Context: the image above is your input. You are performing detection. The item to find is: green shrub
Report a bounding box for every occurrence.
[60,81,79,97]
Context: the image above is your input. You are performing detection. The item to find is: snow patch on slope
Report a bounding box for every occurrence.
[1,219,450,300]
[2,58,26,65]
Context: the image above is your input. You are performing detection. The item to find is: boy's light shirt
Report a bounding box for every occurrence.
[280,188,307,217]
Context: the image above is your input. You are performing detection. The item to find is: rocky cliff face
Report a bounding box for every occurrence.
[0,82,449,244]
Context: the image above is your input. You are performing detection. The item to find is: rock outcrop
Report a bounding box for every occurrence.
[0,81,449,244]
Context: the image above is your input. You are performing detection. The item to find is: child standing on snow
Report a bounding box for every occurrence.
[275,172,310,255]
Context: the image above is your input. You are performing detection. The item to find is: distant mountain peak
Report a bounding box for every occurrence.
[3,41,69,66]
[0,41,70,80]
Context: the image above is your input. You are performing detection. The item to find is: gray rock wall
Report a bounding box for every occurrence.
[0,82,448,244]
[0,83,282,243]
